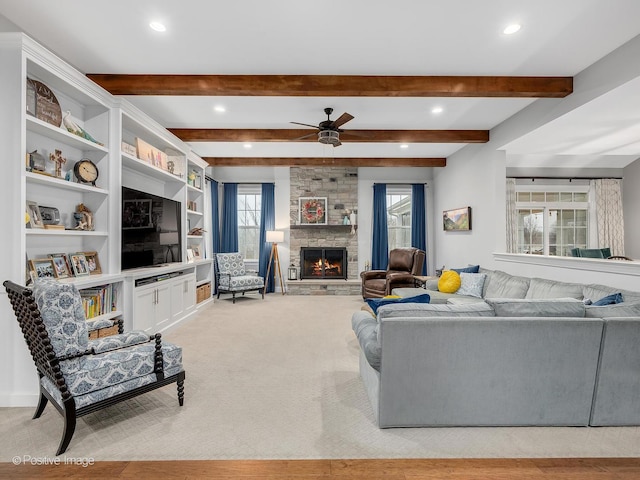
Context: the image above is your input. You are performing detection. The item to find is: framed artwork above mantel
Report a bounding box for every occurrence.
[299,197,327,225]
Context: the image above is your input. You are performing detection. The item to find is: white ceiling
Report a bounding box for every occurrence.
[2,0,640,166]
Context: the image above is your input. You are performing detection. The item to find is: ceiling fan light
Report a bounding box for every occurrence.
[318,130,340,145]
[149,21,166,32]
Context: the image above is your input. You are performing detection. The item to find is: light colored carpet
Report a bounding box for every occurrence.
[2,294,640,460]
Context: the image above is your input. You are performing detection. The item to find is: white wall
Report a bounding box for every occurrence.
[432,33,640,280]
[623,157,640,259]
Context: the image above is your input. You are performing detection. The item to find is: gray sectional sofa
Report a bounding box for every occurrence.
[351,268,640,428]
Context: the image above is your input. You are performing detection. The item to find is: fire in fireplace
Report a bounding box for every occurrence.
[300,247,347,279]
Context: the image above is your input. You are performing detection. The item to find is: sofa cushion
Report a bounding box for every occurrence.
[592,293,623,306]
[483,270,530,299]
[391,287,475,304]
[438,271,461,293]
[457,273,487,298]
[485,298,586,317]
[525,278,584,300]
[452,265,480,274]
[365,293,430,314]
[377,301,495,319]
[585,302,640,318]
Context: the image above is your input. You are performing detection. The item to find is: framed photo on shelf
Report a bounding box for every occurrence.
[443,206,472,231]
[135,138,168,169]
[299,197,327,225]
[49,253,72,279]
[29,258,58,279]
[192,246,201,260]
[82,251,102,275]
[26,201,44,229]
[186,248,195,262]
[69,253,90,277]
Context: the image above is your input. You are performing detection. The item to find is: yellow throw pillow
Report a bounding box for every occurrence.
[383,295,401,299]
[438,270,461,293]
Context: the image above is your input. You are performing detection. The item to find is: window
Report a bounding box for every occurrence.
[237,186,261,260]
[387,188,412,250]
[516,187,590,256]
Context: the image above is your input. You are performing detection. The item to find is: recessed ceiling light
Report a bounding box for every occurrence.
[503,24,521,35]
[213,105,226,113]
[243,143,252,149]
[400,144,409,149]
[431,106,444,114]
[149,21,166,32]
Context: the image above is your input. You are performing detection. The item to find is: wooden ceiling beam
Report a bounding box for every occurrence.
[204,157,447,167]
[169,128,488,143]
[88,74,573,98]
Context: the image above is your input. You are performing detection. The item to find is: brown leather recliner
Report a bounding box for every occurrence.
[360,247,426,299]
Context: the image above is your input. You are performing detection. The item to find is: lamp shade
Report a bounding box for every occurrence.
[266,230,284,243]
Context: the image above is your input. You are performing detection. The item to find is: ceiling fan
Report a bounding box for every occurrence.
[290,107,355,147]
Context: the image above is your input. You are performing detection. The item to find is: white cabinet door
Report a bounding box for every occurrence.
[154,282,172,328]
[170,279,186,323]
[134,285,157,333]
[184,275,197,315]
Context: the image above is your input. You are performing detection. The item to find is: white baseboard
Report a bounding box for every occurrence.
[0,393,38,407]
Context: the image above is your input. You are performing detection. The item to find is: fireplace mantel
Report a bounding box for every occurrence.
[290,224,356,231]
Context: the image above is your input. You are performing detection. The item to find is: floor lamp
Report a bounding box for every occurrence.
[264,230,285,295]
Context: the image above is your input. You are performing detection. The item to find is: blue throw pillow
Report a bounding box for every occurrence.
[452,265,480,274]
[592,293,623,306]
[365,293,431,314]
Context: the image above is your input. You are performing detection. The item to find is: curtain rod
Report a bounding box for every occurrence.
[510,176,622,181]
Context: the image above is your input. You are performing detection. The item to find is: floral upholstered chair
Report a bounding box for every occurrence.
[3,278,185,455]
[215,252,265,303]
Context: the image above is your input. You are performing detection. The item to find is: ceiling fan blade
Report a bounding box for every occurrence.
[331,112,354,128]
[290,121,320,129]
[290,132,318,141]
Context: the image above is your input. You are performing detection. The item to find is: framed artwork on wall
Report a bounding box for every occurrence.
[299,197,327,225]
[443,206,472,231]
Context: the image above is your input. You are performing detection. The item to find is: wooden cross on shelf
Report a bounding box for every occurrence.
[48,149,66,178]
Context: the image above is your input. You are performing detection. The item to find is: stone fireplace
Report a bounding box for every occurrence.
[300,247,348,280]
[288,166,360,295]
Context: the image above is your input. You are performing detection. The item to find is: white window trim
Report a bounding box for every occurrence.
[237,185,262,261]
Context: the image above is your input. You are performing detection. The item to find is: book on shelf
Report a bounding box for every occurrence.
[79,283,118,320]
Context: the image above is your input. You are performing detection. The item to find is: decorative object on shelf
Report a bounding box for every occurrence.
[136,137,168,169]
[187,169,197,186]
[186,248,195,262]
[48,149,66,178]
[38,206,60,225]
[29,258,58,279]
[192,246,201,260]
[27,150,46,172]
[73,203,94,231]
[350,209,357,234]
[73,158,98,186]
[187,200,197,211]
[288,264,298,281]
[81,251,102,275]
[69,252,90,276]
[31,79,62,127]
[264,230,285,295]
[194,173,202,189]
[167,159,175,174]
[121,141,137,157]
[443,206,472,231]
[49,253,72,279]
[25,78,36,117]
[188,227,205,236]
[62,111,103,145]
[299,197,327,225]
[26,200,44,228]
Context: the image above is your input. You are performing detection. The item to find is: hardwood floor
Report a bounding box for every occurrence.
[1,458,640,479]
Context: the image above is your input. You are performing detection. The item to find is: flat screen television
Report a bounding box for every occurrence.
[121,186,182,270]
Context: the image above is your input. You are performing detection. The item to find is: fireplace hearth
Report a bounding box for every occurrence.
[300,247,347,280]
